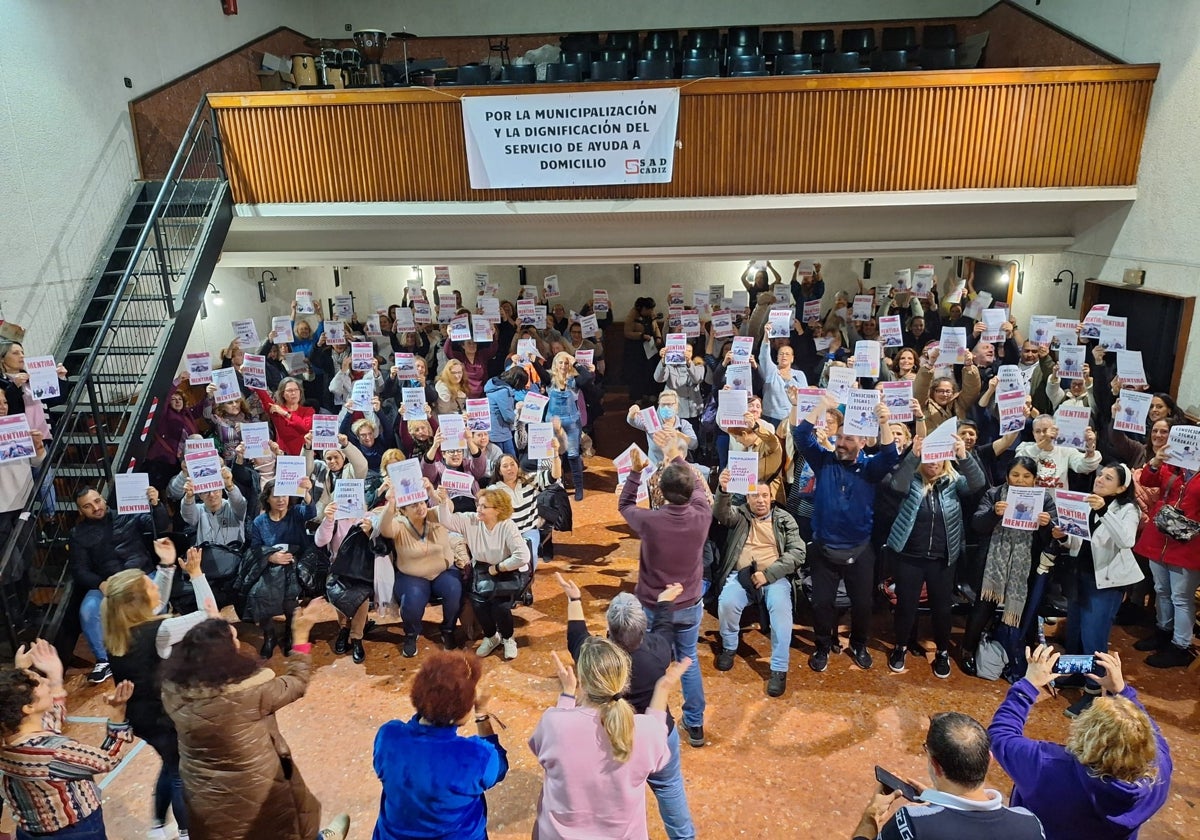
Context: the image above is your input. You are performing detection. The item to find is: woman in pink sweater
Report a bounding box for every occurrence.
[529,638,688,839]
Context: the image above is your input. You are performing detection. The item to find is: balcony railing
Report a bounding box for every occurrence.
[209,64,1157,205]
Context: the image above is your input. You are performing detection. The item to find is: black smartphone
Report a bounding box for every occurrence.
[1053,654,1096,675]
[875,765,922,802]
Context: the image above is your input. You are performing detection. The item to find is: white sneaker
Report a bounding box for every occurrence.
[147,825,178,840]
[318,813,350,840]
[502,636,518,660]
[476,634,502,657]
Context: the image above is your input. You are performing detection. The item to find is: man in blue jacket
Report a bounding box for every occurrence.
[796,392,897,672]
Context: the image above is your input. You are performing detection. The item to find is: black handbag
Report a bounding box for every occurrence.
[1154,472,1200,542]
[470,562,528,600]
[198,541,244,580]
[294,544,331,598]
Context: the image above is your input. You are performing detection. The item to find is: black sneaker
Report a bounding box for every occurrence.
[849,643,873,670]
[1064,691,1098,718]
[333,627,351,655]
[808,648,829,673]
[686,725,706,748]
[351,639,365,664]
[888,647,907,673]
[402,636,418,658]
[88,661,112,685]
[441,627,459,650]
[1145,644,1195,669]
[932,650,951,679]
[960,655,978,677]
[767,670,787,697]
[714,649,735,672]
[1133,627,1172,652]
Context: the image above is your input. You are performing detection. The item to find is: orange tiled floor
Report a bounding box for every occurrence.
[45,455,1200,839]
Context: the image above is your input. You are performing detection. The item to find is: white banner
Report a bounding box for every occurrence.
[461,88,680,189]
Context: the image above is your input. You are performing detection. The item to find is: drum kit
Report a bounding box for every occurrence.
[289,28,418,89]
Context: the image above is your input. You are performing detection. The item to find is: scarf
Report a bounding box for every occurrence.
[980,486,1035,627]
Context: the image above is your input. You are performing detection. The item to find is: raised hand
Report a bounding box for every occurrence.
[554,572,581,601]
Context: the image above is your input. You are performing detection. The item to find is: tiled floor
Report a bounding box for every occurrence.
[36,455,1200,839]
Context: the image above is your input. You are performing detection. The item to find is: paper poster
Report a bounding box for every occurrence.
[1029,315,1056,348]
[825,366,856,404]
[727,452,759,495]
[844,389,880,437]
[211,367,240,404]
[440,469,476,498]
[665,334,688,366]
[519,286,539,301]
[1002,486,1045,531]
[874,284,892,307]
[725,363,752,392]
[241,421,271,458]
[791,386,825,424]
[527,422,555,459]
[593,289,610,314]
[325,320,347,345]
[939,327,968,365]
[114,472,150,515]
[530,305,546,330]
[519,391,549,423]
[477,296,501,324]
[232,319,259,350]
[613,443,647,478]
[311,414,340,451]
[363,314,381,338]
[1116,350,1148,388]
[691,290,709,310]
[963,291,993,320]
[350,375,372,411]
[393,353,417,379]
[447,400,486,438]
[667,284,684,308]
[401,387,428,420]
[912,266,936,298]
[185,450,225,494]
[879,315,903,347]
[516,338,540,361]
[434,266,451,286]
[1058,345,1086,380]
[1054,406,1092,450]
[852,295,874,321]
[1079,304,1109,340]
[574,349,594,368]
[680,310,701,338]
[707,284,724,307]
[921,417,957,463]
[981,308,1006,343]
[1165,425,1200,472]
[893,269,911,291]
[25,356,61,400]
[296,289,315,314]
[474,271,490,291]
[853,341,881,379]
[881,380,913,422]
[996,364,1025,395]
[333,294,354,320]
[1054,490,1092,540]
[1098,316,1127,350]
[438,300,458,325]
[1053,318,1079,346]
[438,414,469,450]
[271,316,294,345]
[575,313,598,339]
[711,310,734,339]
[1114,389,1152,433]
[388,458,426,506]
[717,389,749,430]
[543,275,560,298]
[472,318,494,343]
[407,279,425,300]
[448,315,472,343]
[350,342,374,372]
[412,301,432,325]
[732,290,749,310]
[184,352,212,385]
[241,354,267,389]
[944,278,966,305]
[997,390,1028,434]
[802,299,822,323]
[517,299,536,326]
[730,336,754,365]
[284,352,306,375]
[768,309,792,338]
[184,438,217,456]
[332,479,366,520]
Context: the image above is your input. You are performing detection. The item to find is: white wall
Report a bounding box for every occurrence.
[308,0,983,38]
[0,0,314,357]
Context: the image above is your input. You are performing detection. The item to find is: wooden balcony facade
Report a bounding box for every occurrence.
[209,64,1157,206]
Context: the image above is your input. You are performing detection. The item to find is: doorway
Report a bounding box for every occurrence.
[1080,280,1194,396]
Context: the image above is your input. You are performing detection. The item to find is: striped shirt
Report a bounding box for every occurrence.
[497,469,552,533]
[0,697,134,833]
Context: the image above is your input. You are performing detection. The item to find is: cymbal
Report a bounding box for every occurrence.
[304,37,336,47]
[390,31,419,40]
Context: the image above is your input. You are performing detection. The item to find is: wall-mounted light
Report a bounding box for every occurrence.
[862,258,873,280]
[518,265,527,286]
[209,283,223,305]
[333,267,342,288]
[634,263,641,285]
[1055,269,1078,308]
[258,269,277,303]
[1006,259,1024,294]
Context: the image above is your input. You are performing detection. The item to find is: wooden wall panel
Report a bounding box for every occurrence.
[209,65,1157,204]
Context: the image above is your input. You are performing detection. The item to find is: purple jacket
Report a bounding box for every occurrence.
[988,679,1171,840]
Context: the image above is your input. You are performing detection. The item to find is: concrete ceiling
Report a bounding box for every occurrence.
[216,187,1134,266]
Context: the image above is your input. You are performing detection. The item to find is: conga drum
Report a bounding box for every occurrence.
[340,48,363,86]
[319,48,343,87]
[353,29,389,86]
[291,54,318,87]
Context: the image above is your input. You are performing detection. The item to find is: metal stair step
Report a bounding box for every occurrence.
[91,293,170,303]
[79,319,166,329]
[65,347,156,358]
[52,465,109,478]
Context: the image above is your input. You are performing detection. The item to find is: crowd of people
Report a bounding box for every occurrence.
[0,258,1188,839]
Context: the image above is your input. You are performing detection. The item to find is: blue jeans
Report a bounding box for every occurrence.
[17,807,107,839]
[717,573,794,672]
[1066,570,1124,656]
[1150,560,1200,649]
[394,569,462,637]
[647,724,695,840]
[644,601,705,728]
[80,589,108,662]
[496,438,517,458]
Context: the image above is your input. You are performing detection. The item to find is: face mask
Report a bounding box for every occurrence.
[657,406,676,422]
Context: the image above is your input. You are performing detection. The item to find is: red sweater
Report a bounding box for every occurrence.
[618,456,711,609]
[251,388,314,456]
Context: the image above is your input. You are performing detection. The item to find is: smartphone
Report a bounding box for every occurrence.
[1053,654,1096,675]
[875,765,922,802]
